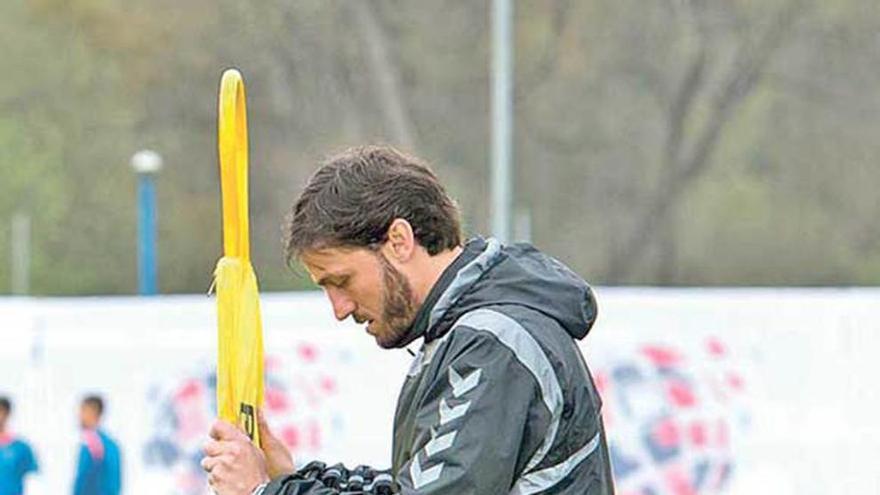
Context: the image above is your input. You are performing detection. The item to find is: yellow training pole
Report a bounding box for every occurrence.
[213,68,264,446]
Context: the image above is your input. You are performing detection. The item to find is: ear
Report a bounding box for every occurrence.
[382,218,416,263]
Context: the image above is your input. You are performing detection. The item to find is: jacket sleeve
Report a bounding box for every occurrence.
[264,462,397,494]
[23,442,38,474]
[107,441,122,495]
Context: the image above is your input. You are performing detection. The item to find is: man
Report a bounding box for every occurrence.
[202,146,615,494]
[0,397,38,495]
[73,395,121,495]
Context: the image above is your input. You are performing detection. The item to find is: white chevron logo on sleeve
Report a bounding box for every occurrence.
[448,367,482,397]
[438,398,471,425]
[410,453,444,489]
[425,428,458,457]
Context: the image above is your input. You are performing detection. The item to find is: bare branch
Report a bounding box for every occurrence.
[603,0,810,282]
[515,0,574,104]
[664,45,707,170]
[346,2,418,150]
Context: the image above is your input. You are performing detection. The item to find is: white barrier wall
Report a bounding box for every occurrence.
[1,288,878,495]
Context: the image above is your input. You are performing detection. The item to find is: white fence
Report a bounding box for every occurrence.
[1,288,878,494]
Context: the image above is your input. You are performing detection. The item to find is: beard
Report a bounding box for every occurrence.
[374,252,418,349]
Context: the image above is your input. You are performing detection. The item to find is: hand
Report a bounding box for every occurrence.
[258,409,295,478]
[201,420,270,495]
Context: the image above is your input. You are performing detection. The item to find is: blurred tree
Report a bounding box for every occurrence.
[1,0,878,294]
[602,0,811,282]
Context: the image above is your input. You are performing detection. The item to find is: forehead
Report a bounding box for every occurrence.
[300,246,378,282]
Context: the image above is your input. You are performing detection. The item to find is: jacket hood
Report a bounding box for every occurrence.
[398,238,597,347]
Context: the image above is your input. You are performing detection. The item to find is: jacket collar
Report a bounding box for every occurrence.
[395,237,503,348]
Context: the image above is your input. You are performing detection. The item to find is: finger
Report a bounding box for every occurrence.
[257,409,275,444]
[207,471,219,488]
[257,408,269,431]
[210,419,246,441]
[203,439,238,457]
[200,455,219,473]
[203,439,222,457]
[202,453,236,473]
[207,461,233,486]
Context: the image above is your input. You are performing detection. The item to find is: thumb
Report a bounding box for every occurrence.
[257,408,274,442]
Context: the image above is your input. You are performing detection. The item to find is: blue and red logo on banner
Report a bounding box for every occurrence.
[595,338,748,495]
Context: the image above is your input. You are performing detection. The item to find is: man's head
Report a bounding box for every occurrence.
[0,397,10,431]
[79,395,104,430]
[285,145,464,348]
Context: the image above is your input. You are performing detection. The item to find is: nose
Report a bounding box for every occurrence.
[326,287,356,321]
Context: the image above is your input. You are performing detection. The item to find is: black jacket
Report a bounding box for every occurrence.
[266,238,615,494]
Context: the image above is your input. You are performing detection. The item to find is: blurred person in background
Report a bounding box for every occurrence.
[202,145,615,494]
[0,397,39,495]
[73,395,121,495]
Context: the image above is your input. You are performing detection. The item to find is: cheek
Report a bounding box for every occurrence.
[351,283,383,314]
[356,269,387,309]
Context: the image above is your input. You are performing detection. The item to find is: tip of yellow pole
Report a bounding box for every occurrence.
[221,68,243,83]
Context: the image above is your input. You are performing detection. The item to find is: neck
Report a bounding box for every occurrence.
[413,246,463,306]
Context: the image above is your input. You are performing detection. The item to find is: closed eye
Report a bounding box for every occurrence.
[317,274,350,289]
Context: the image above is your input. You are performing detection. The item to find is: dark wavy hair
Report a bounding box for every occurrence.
[284,145,463,264]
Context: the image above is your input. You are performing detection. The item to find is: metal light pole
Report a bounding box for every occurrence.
[491,0,514,244]
[11,211,31,295]
[131,150,162,295]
